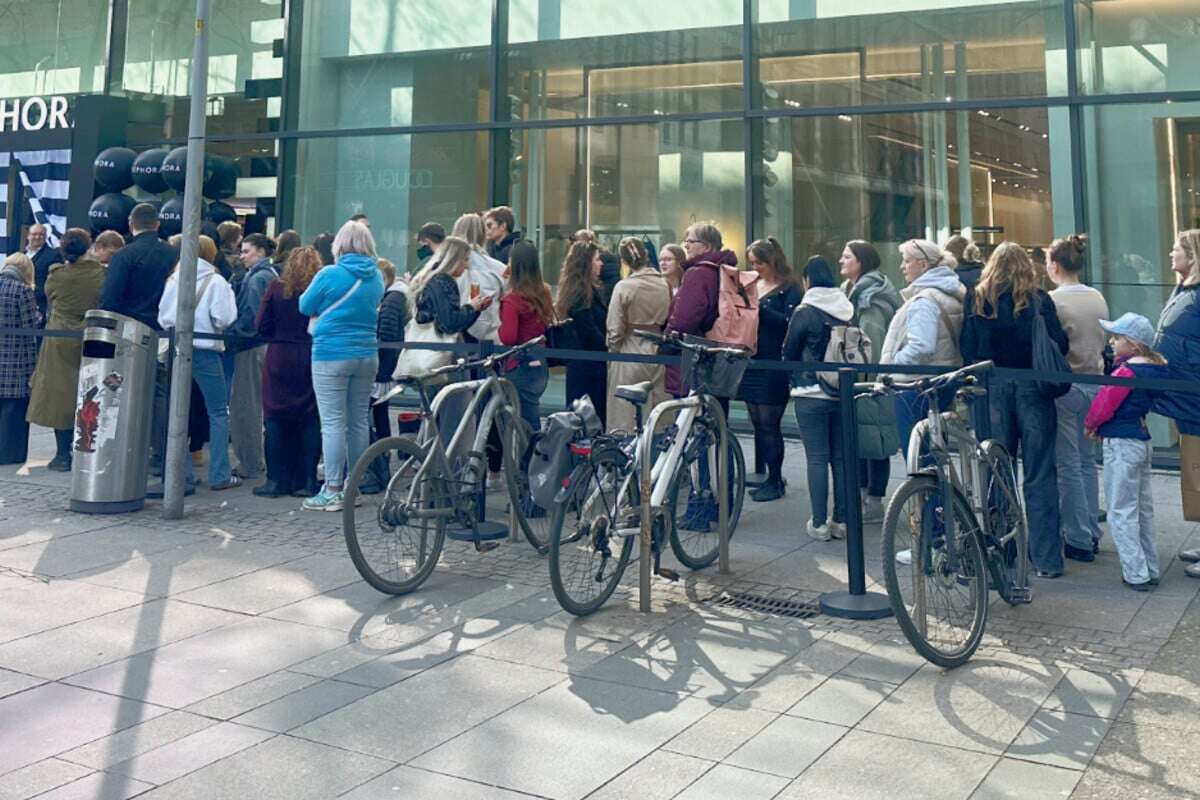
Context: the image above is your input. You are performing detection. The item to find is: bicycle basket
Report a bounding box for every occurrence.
[681,347,748,398]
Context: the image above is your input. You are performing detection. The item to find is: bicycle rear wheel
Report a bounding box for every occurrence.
[344,437,447,595]
[549,448,636,616]
[666,421,745,570]
[499,411,552,553]
[882,475,988,669]
[979,440,1030,605]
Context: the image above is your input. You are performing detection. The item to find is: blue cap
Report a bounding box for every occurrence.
[1099,312,1156,350]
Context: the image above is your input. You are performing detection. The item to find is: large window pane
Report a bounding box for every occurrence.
[759,106,1066,275]
[507,1,743,122]
[123,0,283,138]
[287,132,487,273]
[755,1,1064,110]
[1076,0,1200,95]
[514,120,745,284]
[0,0,108,98]
[294,0,491,131]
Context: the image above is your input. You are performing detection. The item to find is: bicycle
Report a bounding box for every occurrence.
[863,360,1031,668]
[548,332,747,616]
[342,336,550,595]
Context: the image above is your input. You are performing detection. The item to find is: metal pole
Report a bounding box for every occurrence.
[819,369,892,619]
[163,0,211,519]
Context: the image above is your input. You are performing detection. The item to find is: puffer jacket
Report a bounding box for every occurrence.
[781,286,854,399]
[880,266,965,379]
[843,270,902,362]
[1154,283,1200,435]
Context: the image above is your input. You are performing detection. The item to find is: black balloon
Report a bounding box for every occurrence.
[88,193,136,235]
[160,147,188,193]
[131,148,169,194]
[94,147,136,192]
[203,156,239,200]
[207,200,237,225]
[159,196,185,237]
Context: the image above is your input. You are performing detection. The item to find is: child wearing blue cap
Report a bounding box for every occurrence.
[1084,312,1170,591]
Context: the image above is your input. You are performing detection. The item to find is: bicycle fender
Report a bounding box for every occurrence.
[555,463,591,503]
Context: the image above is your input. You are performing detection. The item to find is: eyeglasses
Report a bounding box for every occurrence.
[684,238,701,245]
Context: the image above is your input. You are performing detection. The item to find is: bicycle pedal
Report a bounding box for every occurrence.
[656,567,681,582]
[1009,586,1033,604]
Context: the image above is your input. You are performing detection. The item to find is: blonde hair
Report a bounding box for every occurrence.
[282,246,321,300]
[410,235,471,301]
[377,258,396,287]
[451,214,487,250]
[168,234,182,249]
[3,253,34,287]
[973,241,1041,319]
[1122,337,1168,365]
[899,239,956,269]
[332,219,377,260]
[197,235,217,263]
[92,230,124,252]
[1176,229,1200,287]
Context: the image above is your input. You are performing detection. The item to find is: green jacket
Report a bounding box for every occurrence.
[844,271,902,460]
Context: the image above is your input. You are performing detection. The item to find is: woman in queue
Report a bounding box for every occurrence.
[556,239,609,423]
[606,237,671,433]
[0,254,38,465]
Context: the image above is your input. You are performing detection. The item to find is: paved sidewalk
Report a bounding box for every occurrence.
[0,425,1197,799]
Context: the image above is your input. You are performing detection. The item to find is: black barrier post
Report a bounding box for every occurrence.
[819,368,893,620]
[975,368,994,441]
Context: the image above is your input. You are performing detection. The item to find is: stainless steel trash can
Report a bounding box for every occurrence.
[70,311,159,513]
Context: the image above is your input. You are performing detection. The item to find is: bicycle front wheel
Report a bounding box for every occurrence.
[667,425,745,570]
[499,411,552,553]
[882,475,988,669]
[549,449,636,616]
[344,437,447,596]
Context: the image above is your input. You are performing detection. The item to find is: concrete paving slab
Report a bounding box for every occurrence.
[105,721,273,785]
[969,758,1080,799]
[674,764,789,800]
[56,711,218,770]
[293,653,563,763]
[0,514,118,552]
[1116,672,1200,733]
[989,579,1149,633]
[663,705,778,762]
[183,671,322,720]
[0,599,245,680]
[0,682,169,774]
[859,656,1062,754]
[1041,668,1139,720]
[1005,708,1110,770]
[0,526,202,578]
[723,714,847,778]
[232,679,375,732]
[339,765,536,799]
[472,616,633,674]
[837,640,927,685]
[66,617,348,708]
[777,729,997,800]
[1073,721,1200,800]
[131,734,392,800]
[726,635,864,713]
[410,676,712,800]
[586,751,714,800]
[172,553,364,614]
[785,674,895,726]
[0,758,91,800]
[0,579,147,644]
[0,666,43,699]
[30,771,153,800]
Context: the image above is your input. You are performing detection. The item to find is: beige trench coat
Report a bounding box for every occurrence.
[605,267,671,433]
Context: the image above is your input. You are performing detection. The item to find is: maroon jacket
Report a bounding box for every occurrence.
[664,249,738,394]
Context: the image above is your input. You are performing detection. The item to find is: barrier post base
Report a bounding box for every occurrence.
[818,590,893,620]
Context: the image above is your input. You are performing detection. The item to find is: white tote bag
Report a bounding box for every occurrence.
[394,316,457,378]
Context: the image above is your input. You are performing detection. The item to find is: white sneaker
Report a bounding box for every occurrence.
[807,519,832,542]
[862,496,885,524]
[486,473,505,492]
[895,549,913,566]
[829,521,847,540]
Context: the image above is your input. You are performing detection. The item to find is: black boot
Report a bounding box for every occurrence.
[253,480,289,498]
[749,479,786,503]
[47,429,72,471]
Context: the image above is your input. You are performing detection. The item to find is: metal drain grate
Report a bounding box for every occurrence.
[707,591,820,619]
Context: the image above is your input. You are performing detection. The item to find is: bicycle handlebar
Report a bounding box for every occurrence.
[854,361,995,399]
[634,330,750,358]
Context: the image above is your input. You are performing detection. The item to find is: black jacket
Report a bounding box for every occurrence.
[415,272,479,335]
[599,252,621,302]
[29,244,58,325]
[960,289,1068,369]
[98,232,179,331]
[568,291,608,353]
[955,261,984,291]
[376,288,410,382]
[486,231,521,266]
[782,304,842,391]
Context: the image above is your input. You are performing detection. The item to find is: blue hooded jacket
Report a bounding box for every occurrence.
[299,253,385,362]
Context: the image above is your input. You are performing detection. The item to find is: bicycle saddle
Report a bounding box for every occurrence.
[615,381,654,406]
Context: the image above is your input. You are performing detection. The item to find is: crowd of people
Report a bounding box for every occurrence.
[0,204,1198,592]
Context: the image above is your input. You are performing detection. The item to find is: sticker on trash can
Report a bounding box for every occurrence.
[74,367,123,454]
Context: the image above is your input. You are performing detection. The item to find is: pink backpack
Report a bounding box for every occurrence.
[704,263,760,354]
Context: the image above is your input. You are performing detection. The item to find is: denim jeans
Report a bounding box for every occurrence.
[507,358,549,434]
[859,458,890,498]
[312,356,377,489]
[1103,437,1158,584]
[185,349,231,486]
[990,381,1062,573]
[794,397,845,526]
[1055,384,1102,551]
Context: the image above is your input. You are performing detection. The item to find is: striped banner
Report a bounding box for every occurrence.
[0,153,8,254]
[14,149,70,247]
